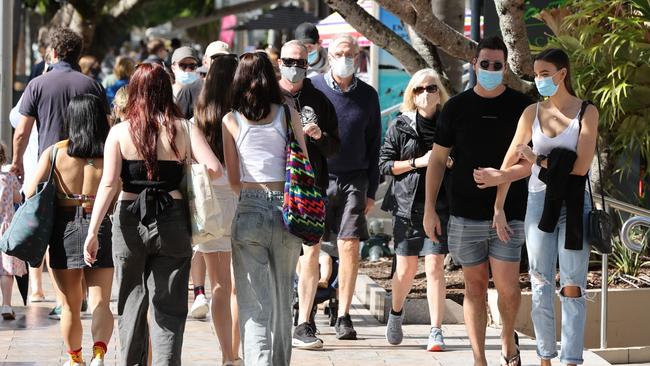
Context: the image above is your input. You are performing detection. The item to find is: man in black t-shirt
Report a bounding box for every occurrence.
[423,36,532,366]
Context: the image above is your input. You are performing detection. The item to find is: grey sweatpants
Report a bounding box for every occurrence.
[112,200,192,366]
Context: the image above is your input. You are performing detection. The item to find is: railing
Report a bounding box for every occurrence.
[380,103,401,118]
[594,194,650,349]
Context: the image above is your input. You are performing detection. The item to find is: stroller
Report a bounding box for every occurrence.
[292,247,340,327]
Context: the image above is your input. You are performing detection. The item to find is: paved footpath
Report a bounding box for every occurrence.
[0,275,625,365]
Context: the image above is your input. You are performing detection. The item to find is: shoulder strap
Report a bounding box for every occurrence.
[46,146,59,183]
[183,119,192,164]
[283,104,294,142]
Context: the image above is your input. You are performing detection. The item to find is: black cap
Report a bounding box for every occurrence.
[295,22,319,44]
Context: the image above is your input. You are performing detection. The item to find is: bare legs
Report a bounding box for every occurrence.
[297,243,320,324]
[204,252,235,363]
[337,239,360,317]
[1,275,14,306]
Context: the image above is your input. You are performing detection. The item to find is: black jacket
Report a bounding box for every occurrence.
[379,113,449,220]
[286,78,341,190]
[538,147,588,250]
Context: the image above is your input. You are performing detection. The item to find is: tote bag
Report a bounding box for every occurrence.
[182,120,224,246]
[281,105,326,244]
[0,147,58,267]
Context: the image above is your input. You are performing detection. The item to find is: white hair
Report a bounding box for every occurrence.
[281,40,308,56]
[328,34,358,54]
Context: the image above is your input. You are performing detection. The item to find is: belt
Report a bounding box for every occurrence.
[126,188,175,223]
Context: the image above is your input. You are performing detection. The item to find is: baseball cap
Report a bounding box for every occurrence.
[205,41,231,58]
[171,46,199,64]
[294,23,319,44]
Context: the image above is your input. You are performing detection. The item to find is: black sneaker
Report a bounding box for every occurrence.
[292,322,323,349]
[335,314,357,340]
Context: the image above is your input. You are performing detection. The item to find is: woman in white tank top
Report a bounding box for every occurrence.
[474,49,599,366]
[221,52,308,366]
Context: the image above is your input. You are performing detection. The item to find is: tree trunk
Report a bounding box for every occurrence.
[494,0,534,81]
[324,0,429,75]
[406,26,456,95]
[431,0,465,93]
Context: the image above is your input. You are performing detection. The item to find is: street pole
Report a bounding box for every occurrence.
[0,0,14,154]
[469,0,482,88]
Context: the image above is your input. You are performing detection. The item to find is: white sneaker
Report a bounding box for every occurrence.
[232,358,243,366]
[89,357,104,366]
[63,361,86,366]
[1,305,15,320]
[190,294,209,319]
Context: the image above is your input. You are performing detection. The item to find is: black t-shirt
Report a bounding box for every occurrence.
[435,87,532,221]
[176,79,204,120]
[20,61,108,157]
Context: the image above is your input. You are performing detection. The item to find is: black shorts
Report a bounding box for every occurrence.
[49,206,113,270]
[393,212,449,257]
[323,173,369,242]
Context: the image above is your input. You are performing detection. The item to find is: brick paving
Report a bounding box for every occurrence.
[0,274,614,365]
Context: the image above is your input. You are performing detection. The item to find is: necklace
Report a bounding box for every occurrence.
[86,159,95,167]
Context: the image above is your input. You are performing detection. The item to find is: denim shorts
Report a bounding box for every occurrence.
[49,206,113,270]
[393,214,449,257]
[447,215,524,267]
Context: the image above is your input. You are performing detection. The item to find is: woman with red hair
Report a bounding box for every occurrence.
[83,63,223,365]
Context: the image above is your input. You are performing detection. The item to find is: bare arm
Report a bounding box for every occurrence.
[10,115,36,178]
[571,105,599,175]
[222,113,242,194]
[423,144,450,242]
[88,126,122,236]
[24,146,53,198]
[189,122,223,179]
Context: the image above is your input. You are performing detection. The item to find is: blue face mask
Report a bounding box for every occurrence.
[535,73,560,97]
[176,70,198,85]
[477,68,503,91]
[307,49,319,64]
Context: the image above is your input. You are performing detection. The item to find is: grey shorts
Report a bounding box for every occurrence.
[323,173,369,242]
[393,214,448,257]
[447,215,524,267]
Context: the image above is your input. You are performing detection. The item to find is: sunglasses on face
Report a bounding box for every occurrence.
[177,62,198,71]
[280,58,308,68]
[413,84,438,95]
[478,60,504,71]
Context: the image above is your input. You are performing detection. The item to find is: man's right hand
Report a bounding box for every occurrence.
[10,160,24,182]
[423,208,442,243]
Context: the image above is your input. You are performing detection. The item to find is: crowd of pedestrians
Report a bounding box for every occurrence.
[0,22,599,366]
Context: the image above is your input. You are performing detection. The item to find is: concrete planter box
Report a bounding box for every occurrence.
[354,274,464,325]
[487,288,650,363]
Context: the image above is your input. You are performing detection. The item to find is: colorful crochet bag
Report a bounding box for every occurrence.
[281,105,325,244]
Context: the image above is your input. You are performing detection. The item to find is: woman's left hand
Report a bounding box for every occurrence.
[84,234,99,267]
[516,144,536,164]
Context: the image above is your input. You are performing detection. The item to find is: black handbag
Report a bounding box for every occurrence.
[579,101,613,254]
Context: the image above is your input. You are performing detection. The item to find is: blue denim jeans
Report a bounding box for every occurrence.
[231,190,302,366]
[525,190,591,365]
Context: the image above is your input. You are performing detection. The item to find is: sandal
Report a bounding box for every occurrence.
[501,347,521,366]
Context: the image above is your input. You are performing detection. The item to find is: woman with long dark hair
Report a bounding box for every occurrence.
[25,94,112,366]
[222,52,308,366]
[192,53,242,366]
[82,63,223,365]
[474,48,598,366]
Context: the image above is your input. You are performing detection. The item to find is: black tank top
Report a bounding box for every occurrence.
[120,160,184,194]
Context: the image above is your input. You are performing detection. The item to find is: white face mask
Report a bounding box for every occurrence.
[414,91,440,110]
[331,56,355,78]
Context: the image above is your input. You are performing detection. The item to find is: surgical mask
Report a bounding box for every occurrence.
[535,73,560,97]
[176,70,198,85]
[477,68,503,91]
[331,56,355,78]
[280,65,306,83]
[414,91,440,110]
[307,49,319,64]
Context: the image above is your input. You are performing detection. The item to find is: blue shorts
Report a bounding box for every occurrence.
[447,215,524,267]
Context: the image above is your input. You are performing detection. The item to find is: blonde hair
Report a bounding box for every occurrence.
[114,56,135,80]
[112,86,128,123]
[400,68,449,113]
[78,55,99,76]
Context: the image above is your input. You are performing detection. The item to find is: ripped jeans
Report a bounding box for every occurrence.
[525,190,591,365]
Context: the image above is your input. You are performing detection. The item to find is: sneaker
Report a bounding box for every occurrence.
[427,327,446,352]
[89,358,104,366]
[63,361,86,366]
[292,322,323,349]
[385,312,403,345]
[49,305,62,320]
[334,314,357,340]
[190,294,209,319]
[232,358,243,366]
[1,305,15,320]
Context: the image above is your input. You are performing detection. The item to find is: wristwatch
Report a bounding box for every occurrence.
[536,154,547,166]
[410,158,417,168]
